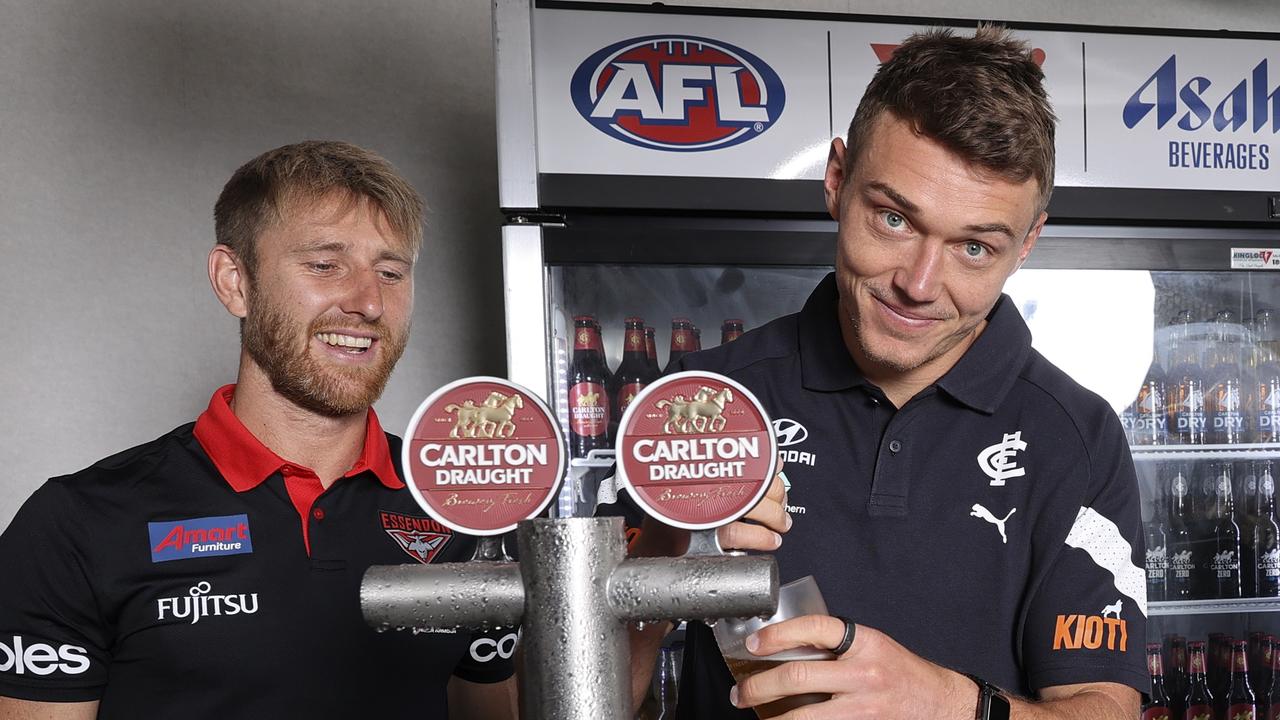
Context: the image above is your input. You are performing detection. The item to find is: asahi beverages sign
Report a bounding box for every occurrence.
[617,371,777,530]
[403,377,565,536]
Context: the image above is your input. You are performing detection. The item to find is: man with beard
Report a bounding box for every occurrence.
[0,142,519,719]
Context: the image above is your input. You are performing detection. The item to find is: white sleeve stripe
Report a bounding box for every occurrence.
[1063,506,1148,617]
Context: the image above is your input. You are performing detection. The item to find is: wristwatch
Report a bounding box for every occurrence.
[964,673,1011,720]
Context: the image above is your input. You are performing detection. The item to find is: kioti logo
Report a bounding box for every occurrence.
[1052,604,1129,653]
[571,35,785,151]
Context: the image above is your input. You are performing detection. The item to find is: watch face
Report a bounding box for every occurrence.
[988,691,1011,720]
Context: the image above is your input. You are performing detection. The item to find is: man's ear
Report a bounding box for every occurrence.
[823,137,848,221]
[1013,211,1048,273]
[209,245,249,319]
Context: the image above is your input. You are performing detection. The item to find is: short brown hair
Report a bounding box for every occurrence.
[214,141,424,277]
[847,25,1056,210]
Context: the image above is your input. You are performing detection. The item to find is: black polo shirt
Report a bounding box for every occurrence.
[0,385,514,717]
[675,273,1148,717]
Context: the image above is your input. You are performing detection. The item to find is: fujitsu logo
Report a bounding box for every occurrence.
[0,636,91,676]
[156,581,260,625]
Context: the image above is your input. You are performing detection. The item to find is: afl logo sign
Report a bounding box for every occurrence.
[571,35,785,152]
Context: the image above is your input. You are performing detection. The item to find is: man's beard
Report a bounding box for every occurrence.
[242,300,408,417]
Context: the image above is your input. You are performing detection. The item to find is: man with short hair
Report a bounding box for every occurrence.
[0,141,519,719]
[674,27,1146,719]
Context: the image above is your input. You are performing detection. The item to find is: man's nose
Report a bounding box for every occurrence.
[340,269,384,320]
[894,240,944,303]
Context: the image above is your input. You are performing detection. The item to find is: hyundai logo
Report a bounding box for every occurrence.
[772,418,809,447]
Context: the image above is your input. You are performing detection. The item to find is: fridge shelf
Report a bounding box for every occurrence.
[569,449,616,469]
[1150,597,1280,616]
[1130,444,1280,462]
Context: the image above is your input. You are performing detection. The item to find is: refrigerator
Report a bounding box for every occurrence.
[494,0,1280,712]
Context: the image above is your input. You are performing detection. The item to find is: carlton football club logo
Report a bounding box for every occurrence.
[570,35,786,151]
[617,371,777,530]
[403,377,565,536]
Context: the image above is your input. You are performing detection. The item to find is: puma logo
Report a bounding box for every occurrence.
[1101,599,1122,619]
[970,503,1016,544]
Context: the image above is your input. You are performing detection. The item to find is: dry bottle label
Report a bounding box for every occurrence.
[617,371,777,530]
[1257,382,1280,434]
[1174,384,1207,433]
[1124,383,1168,439]
[1210,382,1246,434]
[569,381,609,437]
[402,377,565,536]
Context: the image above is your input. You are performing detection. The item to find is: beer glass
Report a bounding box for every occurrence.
[713,575,836,718]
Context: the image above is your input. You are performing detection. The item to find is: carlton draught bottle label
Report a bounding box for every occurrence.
[1230,705,1257,720]
[618,382,645,415]
[617,371,777,530]
[402,377,564,536]
[1184,706,1212,720]
[569,382,609,437]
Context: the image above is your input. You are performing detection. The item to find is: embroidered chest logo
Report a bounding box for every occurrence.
[772,418,816,469]
[977,431,1028,486]
[380,511,453,564]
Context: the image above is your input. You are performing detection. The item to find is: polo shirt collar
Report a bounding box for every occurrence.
[192,384,403,492]
[799,273,871,392]
[934,294,1033,415]
[798,274,1031,413]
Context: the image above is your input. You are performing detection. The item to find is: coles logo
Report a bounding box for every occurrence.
[570,35,785,151]
[0,636,90,676]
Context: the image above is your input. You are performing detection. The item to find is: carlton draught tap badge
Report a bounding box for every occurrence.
[403,377,565,536]
[618,371,777,530]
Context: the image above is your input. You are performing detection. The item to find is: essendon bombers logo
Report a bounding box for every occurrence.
[571,35,785,151]
[380,511,452,564]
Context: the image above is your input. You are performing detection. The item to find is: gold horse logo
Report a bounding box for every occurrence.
[444,391,524,438]
[655,386,734,434]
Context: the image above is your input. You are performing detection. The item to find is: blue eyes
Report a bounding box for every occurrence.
[964,242,987,258]
[882,211,906,229]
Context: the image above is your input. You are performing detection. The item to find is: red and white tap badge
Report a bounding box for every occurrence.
[403,377,565,536]
[617,371,777,530]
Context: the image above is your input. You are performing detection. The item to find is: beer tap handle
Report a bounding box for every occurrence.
[685,528,727,557]
[472,534,511,562]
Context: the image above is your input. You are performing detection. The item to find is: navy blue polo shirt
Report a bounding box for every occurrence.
[0,385,514,717]
[674,273,1147,717]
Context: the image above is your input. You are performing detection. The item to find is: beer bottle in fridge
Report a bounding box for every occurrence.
[644,326,660,379]
[1169,310,1209,444]
[1244,462,1263,597]
[1123,342,1170,445]
[1145,472,1169,601]
[1208,310,1248,444]
[720,319,744,345]
[1207,461,1244,599]
[664,318,694,374]
[568,315,611,458]
[1143,644,1173,720]
[1255,309,1280,443]
[612,317,651,421]
[1170,635,1188,718]
[1168,462,1200,600]
[1257,461,1280,597]
[1227,640,1259,720]
[1267,638,1280,720]
[1184,640,1215,720]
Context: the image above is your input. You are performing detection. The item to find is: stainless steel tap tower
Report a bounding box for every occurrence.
[362,517,778,719]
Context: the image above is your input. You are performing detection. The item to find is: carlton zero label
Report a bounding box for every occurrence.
[403,377,565,536]
[617,371,777,530]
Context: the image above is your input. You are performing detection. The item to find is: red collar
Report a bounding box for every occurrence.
[192,384,403,491]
